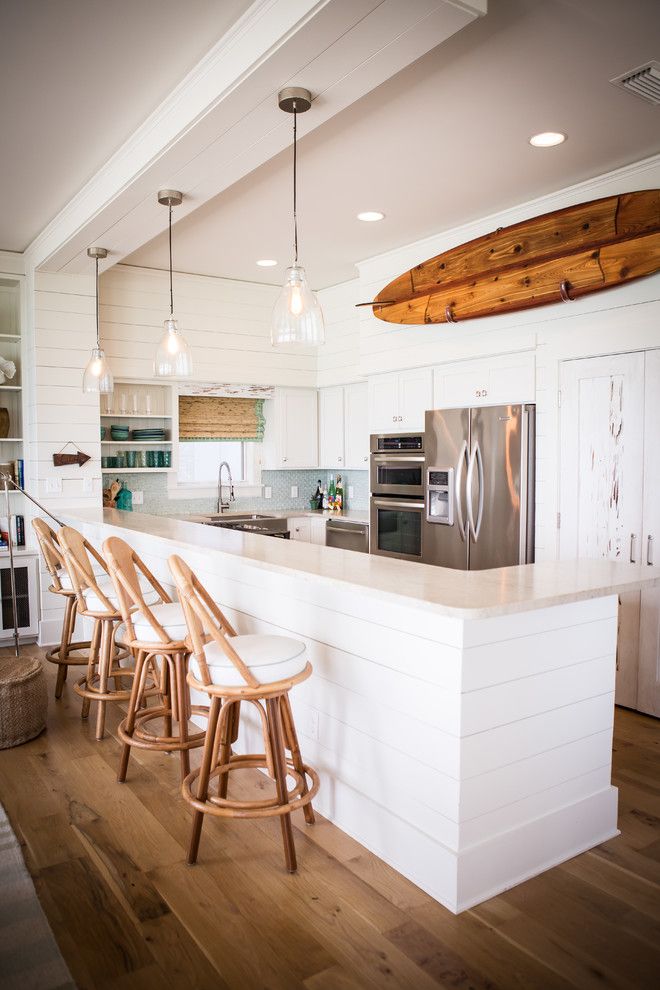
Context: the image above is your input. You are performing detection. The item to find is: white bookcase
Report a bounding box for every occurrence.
[100,381,178,476]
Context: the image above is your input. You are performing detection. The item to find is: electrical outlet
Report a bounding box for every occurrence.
[46,477,62,495]
[348,485,354,499]
[133,490,144,505]
[291,485,298,498]
[307,708,320,741]
[264,486,272,499]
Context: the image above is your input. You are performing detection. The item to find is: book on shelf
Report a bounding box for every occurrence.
[0,514,25,548]
[0,458,25,489]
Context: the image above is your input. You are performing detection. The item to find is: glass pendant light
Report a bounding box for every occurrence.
[82,247,114,394]
[271,87,325,347]
[154,189,193,377]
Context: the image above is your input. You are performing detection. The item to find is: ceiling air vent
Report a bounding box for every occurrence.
[610,60,660,106]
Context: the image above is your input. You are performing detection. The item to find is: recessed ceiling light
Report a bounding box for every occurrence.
[529,131,567,148]
[256,259,277,267]
[357,211,385,222]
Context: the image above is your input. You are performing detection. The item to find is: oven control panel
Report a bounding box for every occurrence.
[426,467,454,525]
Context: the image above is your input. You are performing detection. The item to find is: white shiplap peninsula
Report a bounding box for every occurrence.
[60,507,660,913]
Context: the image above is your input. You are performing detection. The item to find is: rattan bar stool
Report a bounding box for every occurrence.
[103,536,207,783]
[169,554,319,873]
[32,518,94,699]
[57,526,160,740]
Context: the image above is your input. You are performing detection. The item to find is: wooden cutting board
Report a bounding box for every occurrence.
[368,190,660,325]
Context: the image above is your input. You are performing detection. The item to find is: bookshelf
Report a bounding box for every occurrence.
[100,381,177,476]
[0,276,27,557]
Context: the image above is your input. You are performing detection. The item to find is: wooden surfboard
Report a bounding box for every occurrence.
[366,190,660,325]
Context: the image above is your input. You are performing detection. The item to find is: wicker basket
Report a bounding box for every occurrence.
[0,654,47,750]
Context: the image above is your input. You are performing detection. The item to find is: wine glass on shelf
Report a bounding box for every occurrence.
[145,393,152,416]
[104,393,113,415]
[132,393,139,415]
[119,392,127,415]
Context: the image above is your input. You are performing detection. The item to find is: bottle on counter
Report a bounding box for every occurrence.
[327,474,336,511]
[322,483,329,510]
[312,479,322,510]
[335,474,343,513]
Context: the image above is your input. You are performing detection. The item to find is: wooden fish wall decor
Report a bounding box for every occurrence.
[361,190,660,325]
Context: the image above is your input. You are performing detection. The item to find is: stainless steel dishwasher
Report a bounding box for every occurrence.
[325,519,369,553]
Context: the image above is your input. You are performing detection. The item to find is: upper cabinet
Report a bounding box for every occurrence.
[344,382,369,469]
[319,386,345,469]
[433,352,535,409]
[262,388,318,469]
[368,368,433,434]
[318,382,369,470]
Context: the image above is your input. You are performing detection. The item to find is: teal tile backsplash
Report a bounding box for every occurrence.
[106,468,368,516]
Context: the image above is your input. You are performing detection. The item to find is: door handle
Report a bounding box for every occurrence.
[630,533,637,563]
[466,442,484,542]
[648,534,654,566]
[454,440,469,542]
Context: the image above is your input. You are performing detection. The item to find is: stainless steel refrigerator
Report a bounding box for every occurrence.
[423,404,535,570]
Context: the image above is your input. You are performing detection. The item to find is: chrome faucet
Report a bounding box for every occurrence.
[217,460,235,513]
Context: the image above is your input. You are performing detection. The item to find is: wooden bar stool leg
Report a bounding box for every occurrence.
[188,695,221,866]
[54,596,75,699]
[175,653,191,782]
[118,650,146,782]
[215,700,238,800]
[162,657,173,747]
[267,695,297,873]
[81,619,101,720]
[95,620,112,740]
[280,694,315,825]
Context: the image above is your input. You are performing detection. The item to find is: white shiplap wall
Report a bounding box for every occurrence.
[29,271,103,643]
[316,279,362,388]
[100,266,317,387]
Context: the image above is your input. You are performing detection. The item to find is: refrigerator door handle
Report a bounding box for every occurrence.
[467,442,484,542]
[455,440,469,542]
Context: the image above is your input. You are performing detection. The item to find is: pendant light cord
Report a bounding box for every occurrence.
[293,105,298,265]
[95,256,100,348]
[168,203,174,316]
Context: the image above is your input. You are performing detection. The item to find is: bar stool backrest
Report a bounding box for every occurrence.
[103,536,172,643]
[57,525,116,617]
[168,554,260,689]
[32,518,67,592]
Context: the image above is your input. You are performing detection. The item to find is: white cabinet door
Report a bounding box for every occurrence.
[559,352,645,710]
[319,387,345,469]
[288,517,311,542]
[398,368,433,431]
[559,352,645,562]
[433,353,535,409]
[638,348,660,717]
[310,516,326,545]
[344,382,369,469]
[280,390,318,468]
[368,374,399,433]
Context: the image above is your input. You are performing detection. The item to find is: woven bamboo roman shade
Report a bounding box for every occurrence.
[178,396,265,442]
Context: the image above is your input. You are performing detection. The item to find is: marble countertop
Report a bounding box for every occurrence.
[60,507,660,619]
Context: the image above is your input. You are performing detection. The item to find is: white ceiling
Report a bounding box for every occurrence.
[0,0,252,251]
[125,0,660,289]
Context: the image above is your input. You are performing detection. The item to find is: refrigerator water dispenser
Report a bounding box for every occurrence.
[426,468,454,525]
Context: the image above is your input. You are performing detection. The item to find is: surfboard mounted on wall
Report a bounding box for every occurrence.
[360,190,660,325]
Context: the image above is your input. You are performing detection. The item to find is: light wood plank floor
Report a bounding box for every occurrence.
[0,648,658,990]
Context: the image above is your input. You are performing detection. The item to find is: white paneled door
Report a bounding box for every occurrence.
[559,353,645,563]
[559,351,646,712]
[639,349,660,716]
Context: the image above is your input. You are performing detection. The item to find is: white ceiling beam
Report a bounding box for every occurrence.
[26,0,485,275]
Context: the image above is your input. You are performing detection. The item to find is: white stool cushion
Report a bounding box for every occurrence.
[190,634,306,688]
[83,577,161,614]
[116,602,188,645]
[58,566,106,592]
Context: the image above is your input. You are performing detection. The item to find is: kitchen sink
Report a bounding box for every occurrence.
[202,512,275,521]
